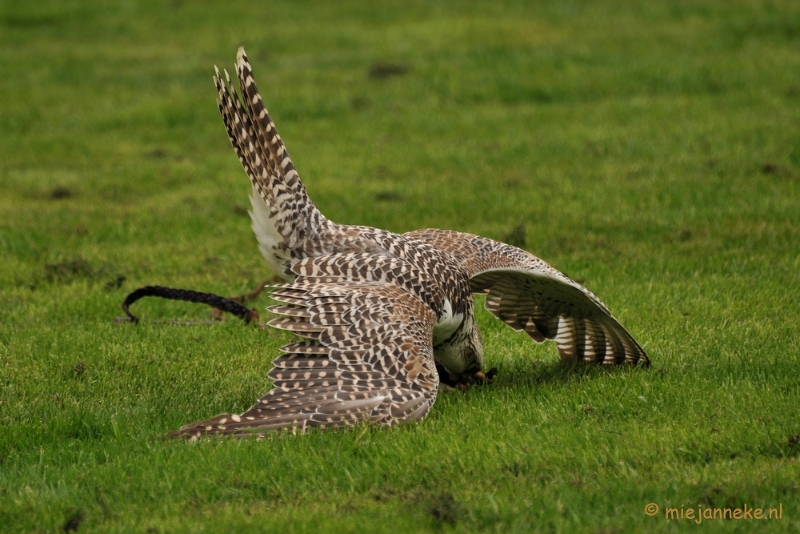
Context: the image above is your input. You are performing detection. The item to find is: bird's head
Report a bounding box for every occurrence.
[434,320,488,387]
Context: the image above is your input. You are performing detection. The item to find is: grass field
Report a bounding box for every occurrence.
[2,0,799,532]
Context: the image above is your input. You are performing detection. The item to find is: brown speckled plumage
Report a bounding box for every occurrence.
[170,48,649,439]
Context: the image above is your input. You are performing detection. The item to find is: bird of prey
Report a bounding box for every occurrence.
[172,48,648,439]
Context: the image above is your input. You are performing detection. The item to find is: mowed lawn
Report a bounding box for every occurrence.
[1,1,799,532]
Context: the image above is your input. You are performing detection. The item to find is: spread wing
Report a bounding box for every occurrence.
[406,229,649,366]
[171,255,439,439]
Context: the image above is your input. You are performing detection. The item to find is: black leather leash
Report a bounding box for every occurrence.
[121,286,259,324]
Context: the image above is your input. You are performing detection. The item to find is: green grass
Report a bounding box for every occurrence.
[2,0,799,532]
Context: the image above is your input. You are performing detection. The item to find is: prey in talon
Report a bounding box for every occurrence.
[437,364,499,391]
[456,368,499,391]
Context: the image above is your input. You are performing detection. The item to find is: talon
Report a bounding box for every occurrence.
[472,367,498,383]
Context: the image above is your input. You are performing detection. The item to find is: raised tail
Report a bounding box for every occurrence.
[214,47,331,278]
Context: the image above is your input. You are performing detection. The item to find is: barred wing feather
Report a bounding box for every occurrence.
[406,229,648,366]
[171,258,439,439]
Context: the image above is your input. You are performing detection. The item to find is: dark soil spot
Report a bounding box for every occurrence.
[679,229,692,241]
[232,205,249,217]
[429,493,459,526]
[44,258,94,282]
[104,275,126,291]
[2,14,63,28]
[50,186,73,199]
[374,191,402,202]
[761,161,792,177]
[63,510,84,532]
[502,460,528,477]
[145,148,168,159]
[369,63,409,79]
[789,434,800,447]
[351,96,370,110]
[72,362,88,376]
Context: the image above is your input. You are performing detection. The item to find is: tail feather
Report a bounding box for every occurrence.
[213,47,333,278]
[213,66,275,217]
[234,47,323,247]
[235,48,301,199]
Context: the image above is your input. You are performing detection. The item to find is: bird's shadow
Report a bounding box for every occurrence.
[483,359,650,391]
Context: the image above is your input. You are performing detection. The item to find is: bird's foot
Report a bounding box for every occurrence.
[454,367,498,390]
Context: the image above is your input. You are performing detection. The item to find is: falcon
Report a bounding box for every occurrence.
[172,48,649,439]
